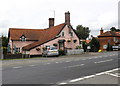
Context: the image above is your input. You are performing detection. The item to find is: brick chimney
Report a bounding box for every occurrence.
[49,18,54,28]
[65,11,70,25]
[100,28,104,35]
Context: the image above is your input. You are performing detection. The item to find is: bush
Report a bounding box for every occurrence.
[106,43,113,51]
[59,49,66,55]
[89,37,100,52]
[76,46,82,49]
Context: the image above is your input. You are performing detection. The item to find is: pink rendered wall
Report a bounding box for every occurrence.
[44,25,79,49]
[9,38,35,54]
[29,25,79,55]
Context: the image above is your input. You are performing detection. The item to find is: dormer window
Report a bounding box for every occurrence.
[20,35,26,42]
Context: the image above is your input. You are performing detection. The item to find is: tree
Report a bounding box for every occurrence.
[89,37,100,52]
[110,27,120,32]
[75,25,90,40]
[82,41,87,52]
[1,35,8,54]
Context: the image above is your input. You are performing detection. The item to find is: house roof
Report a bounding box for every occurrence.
[9,23,66,50]
[85,40,91,43]
[23,23,66,50]
[9,28,46,41]
[98,31,120,37]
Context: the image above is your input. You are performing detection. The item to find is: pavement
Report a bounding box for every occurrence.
[1,51,120,85]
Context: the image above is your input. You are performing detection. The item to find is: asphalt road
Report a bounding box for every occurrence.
[2,52,119,85]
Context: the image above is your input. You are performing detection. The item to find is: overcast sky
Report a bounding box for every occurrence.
[0,0,119,37]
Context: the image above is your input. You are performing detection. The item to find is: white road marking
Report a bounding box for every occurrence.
[69,68,119,83]
[66,61,71,62]
[29,65,36,67]
[55,62,59,63]
[59,82,67,85]
[70,78,84,82]
[46,63,50,64]
[13,66,23,69]
[105,72,120,77]
[64,64,84,68]
[94,59,113,64]
[88,58,93,59]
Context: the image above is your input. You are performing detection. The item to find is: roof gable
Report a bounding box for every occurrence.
[22,23,66,50]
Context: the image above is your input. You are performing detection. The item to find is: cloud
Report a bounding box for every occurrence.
[0,0,119,36]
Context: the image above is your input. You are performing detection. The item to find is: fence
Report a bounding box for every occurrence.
[66,49,84,55]
[3,54,30,59]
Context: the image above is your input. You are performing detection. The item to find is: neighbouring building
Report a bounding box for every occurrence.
[97,28,120,51]
[8,11,80,56]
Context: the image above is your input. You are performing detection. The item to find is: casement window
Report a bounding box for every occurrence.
[16,48,20,52]
[62,31,65,37]
[70,32,73,37]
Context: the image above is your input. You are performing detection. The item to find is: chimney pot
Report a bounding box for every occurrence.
[100,28,104,35]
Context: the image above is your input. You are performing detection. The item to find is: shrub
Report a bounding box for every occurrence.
[59,49,66,55]
[76,46,82,49]
[106,43,113,51]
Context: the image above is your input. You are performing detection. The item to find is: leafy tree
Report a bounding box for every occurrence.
[89,37,100,52]
[1,35,8,54]
[75,25,90,40]
[82,41,87,52]
[110,27,120,32]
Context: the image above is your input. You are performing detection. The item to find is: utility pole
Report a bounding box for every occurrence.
[54,10,55,19]
[0,36,3,59]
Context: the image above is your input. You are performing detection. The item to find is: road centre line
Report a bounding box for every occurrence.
[66,61,71,62]
[13,66,23,69]
[29,65,36,67]
[94,59,113,64]
[55,62,59,63]
[59,82,67,85]
[64,64,84,68]
[46,63,51,64]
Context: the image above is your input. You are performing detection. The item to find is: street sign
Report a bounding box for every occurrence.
[103,45,107,49]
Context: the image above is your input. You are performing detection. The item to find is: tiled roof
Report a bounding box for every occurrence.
[9,23,66,50]
[85,40,91,43]
[9,28,45,41]
[98,31,120,37]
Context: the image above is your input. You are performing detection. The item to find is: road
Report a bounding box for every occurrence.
[2,52,119,85]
